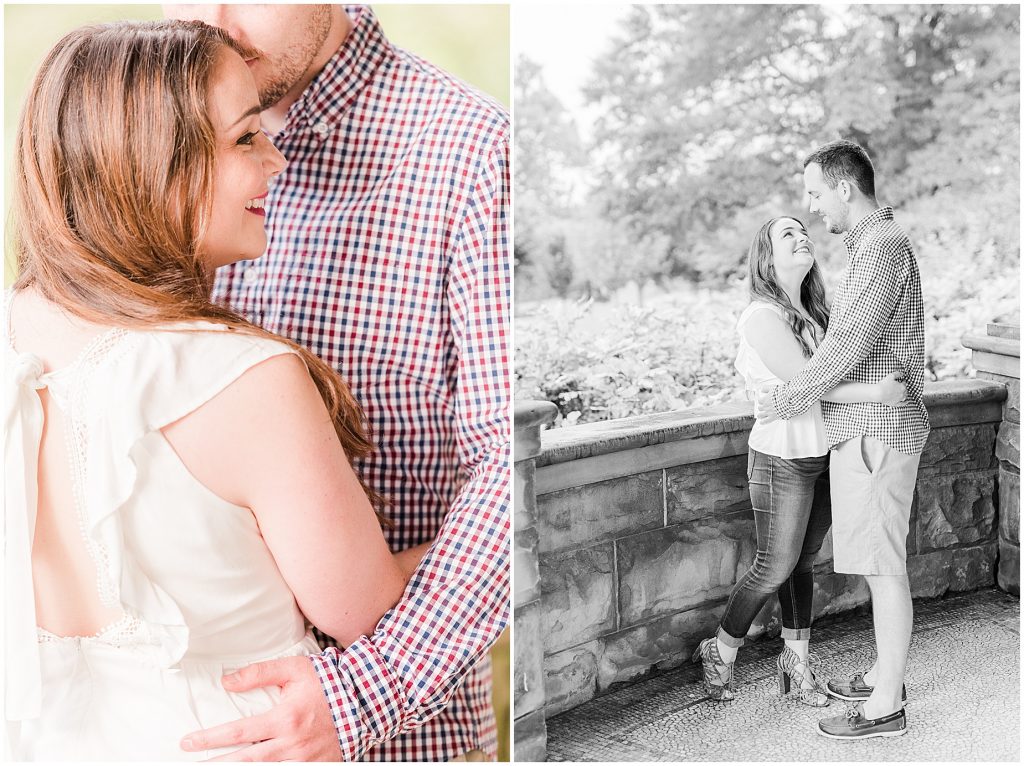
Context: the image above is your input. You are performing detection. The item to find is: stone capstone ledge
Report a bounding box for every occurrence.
[536,379,1006,495]
[961,332,1021,359]
[963,330,1021,379]
[515,400,558,463]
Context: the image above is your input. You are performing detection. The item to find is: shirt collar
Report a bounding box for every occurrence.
[286,5,396,135]
[843,206,894,255]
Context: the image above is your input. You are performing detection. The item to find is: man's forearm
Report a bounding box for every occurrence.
[775,250,907,418]
[313,445,510,759]
[773,331,869,417]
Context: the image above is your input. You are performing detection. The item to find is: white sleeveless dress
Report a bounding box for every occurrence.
[4,318,321,760]
[734,301,829,459]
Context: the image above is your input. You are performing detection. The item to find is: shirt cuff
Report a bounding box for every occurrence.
[771,384,797,420]
[309,638,405,761]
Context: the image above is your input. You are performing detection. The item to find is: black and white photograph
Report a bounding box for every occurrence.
[513,4,1020,761]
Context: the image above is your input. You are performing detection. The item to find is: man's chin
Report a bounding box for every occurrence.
[259,83,292,111]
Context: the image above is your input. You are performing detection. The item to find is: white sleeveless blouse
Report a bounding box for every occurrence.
[734,301,829,459]
[4,314,320,760]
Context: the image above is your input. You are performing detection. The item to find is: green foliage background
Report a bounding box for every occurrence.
[3,5,509,758]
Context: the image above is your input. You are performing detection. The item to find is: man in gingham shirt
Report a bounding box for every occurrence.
[758,140,929,740]
[166,4,508,761]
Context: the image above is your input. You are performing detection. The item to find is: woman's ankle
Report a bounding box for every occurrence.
[783,637,809,662]
[715,637,738,665]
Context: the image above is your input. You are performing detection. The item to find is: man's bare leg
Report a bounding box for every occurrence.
[861,573,912,719]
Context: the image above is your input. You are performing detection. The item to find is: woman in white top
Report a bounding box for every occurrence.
[692,216,905,705]
[4,21,423,760]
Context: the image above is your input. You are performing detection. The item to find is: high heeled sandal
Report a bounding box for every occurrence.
[691,637,735,702]
[777,646,830,707]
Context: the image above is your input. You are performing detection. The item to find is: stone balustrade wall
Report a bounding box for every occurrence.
[963,323,1020,595]
[532,379,1008,718]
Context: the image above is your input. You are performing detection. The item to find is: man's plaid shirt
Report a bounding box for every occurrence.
[213,7,509,761]
[772,206,930,455]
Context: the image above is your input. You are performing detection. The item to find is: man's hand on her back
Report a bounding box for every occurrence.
[755,385,781,425]
[180,656,341,762]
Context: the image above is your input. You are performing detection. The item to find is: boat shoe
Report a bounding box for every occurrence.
[827,671,907,702]
[817,704,907,740]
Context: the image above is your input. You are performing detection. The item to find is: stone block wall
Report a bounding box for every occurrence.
[532,379,1007,719]
[513,401,557,762]
[963,323,1020,595]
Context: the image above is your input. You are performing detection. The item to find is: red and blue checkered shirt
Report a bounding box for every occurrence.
[212,6,510,761]
[772,206,930,455]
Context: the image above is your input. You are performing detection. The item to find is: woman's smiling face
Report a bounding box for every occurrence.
[769,217,815,277]
[198,46,287,269]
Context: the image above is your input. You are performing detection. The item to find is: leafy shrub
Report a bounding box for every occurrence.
[516,225,1019,427]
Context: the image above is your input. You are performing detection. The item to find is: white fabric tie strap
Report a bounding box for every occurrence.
[4,351,46,721]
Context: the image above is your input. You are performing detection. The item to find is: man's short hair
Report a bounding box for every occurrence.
[803,139,876,199]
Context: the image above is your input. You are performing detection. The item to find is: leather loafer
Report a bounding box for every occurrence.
[818,705,907,740]
[827,672,907,702]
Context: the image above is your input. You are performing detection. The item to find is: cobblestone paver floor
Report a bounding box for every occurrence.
[546,588,1020,762]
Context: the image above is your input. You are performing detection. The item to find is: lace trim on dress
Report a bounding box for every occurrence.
[62,328,131,608]
[36,614,144,646]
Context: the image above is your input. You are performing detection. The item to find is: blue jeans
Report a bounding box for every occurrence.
[717,449,831,647]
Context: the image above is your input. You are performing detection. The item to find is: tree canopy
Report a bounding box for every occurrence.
[516,4,1020,295]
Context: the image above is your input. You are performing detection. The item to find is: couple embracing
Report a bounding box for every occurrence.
[5,5,507,761]
[692,140,930,740]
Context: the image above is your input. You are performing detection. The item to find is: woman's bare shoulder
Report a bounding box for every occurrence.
[738,301,789,337]
[161,352,326,507]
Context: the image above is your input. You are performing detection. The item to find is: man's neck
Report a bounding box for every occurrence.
[845,199,882,234]
[262,7,353,135]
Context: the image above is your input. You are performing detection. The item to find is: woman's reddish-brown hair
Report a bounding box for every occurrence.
[12,20,383,509]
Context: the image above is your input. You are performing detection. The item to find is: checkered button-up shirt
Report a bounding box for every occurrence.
[212,6,509,761]
[771,206,930,455]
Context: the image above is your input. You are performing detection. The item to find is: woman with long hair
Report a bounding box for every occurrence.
[691,216,905,705]
[4,21,417,759]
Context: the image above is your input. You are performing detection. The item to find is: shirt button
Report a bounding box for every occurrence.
[313,120,330,137]
[243,267,259,286]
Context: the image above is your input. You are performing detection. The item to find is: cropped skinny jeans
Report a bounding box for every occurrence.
[717,448,831,647]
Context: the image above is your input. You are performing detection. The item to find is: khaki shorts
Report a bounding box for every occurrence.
[830,435,921,576]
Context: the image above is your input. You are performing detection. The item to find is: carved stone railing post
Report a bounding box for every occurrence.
[963,323,1021,595]
[513,400,557,761]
